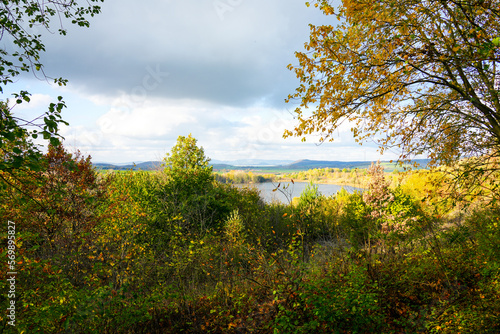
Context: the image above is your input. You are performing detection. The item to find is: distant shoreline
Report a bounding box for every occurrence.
[94,159,429,173]
[273,177,367,189]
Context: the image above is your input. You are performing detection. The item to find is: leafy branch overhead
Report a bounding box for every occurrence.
[286,0,500,166]
[0,0,103,88]
[0,0,104,171]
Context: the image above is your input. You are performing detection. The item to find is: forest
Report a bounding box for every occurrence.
[1,0,500,332]
[1,134,499,333]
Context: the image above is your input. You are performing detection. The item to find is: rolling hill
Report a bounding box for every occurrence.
[94,159,429,172]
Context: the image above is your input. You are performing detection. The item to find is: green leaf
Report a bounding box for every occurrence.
[49,137,61,147]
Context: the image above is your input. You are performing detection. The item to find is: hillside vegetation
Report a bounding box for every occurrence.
[1,136,499,333]
[2,0,500,332]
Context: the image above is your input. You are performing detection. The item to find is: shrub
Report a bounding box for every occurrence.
[338,191,375,249]
[273,264,383,333]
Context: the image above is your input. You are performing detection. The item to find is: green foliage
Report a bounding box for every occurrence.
[163,133,213,180]
[0,1,103,173]
[0,0,103,88]
[338,191,374,249]
[282,167,369,187]
[297,181,320,208]
[465,205,500,263]
[216,171,274,184]
[358,162,429,253]
[158,134,222,232]
[299,265,383,333]
[2,136,500,332]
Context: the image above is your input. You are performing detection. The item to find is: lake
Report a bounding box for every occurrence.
[236,182,364,204]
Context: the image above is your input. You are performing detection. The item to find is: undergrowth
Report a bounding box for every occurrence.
[1,147,499,333]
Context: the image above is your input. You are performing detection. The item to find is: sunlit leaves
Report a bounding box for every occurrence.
[286,0,500,167]
[163,133,213,176]
[160,134,219,232]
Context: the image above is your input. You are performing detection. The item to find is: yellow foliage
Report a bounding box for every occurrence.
[285,0,500,167]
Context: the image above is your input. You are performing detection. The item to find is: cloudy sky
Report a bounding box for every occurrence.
[4,0,401,164]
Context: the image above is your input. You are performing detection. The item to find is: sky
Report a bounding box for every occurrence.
[3,0,402,164]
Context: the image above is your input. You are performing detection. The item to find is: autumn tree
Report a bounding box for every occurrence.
[0,0,104,171]
[285,0,500,166]
[1,144,106,286]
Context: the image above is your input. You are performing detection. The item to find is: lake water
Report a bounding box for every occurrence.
[237,182,364,204]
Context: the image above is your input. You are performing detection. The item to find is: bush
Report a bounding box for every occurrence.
[273,264,384,333]
[338,191,375,249]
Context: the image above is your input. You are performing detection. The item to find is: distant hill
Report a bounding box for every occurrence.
[93,159,430,172]
[94,161,162,171]
[211,163,235,170]
[212,159,295,166]
[285,159,371,170]
[283,159,430,172]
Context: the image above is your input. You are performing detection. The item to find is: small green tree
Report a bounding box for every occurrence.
[163,134,213,184]
[160,134,219,232]
[297,181,321,208]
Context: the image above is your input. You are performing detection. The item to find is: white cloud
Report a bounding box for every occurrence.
[8,93,52,110]
[56,92,394,163]
[5,0,402,164]
[96,106,195,139]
